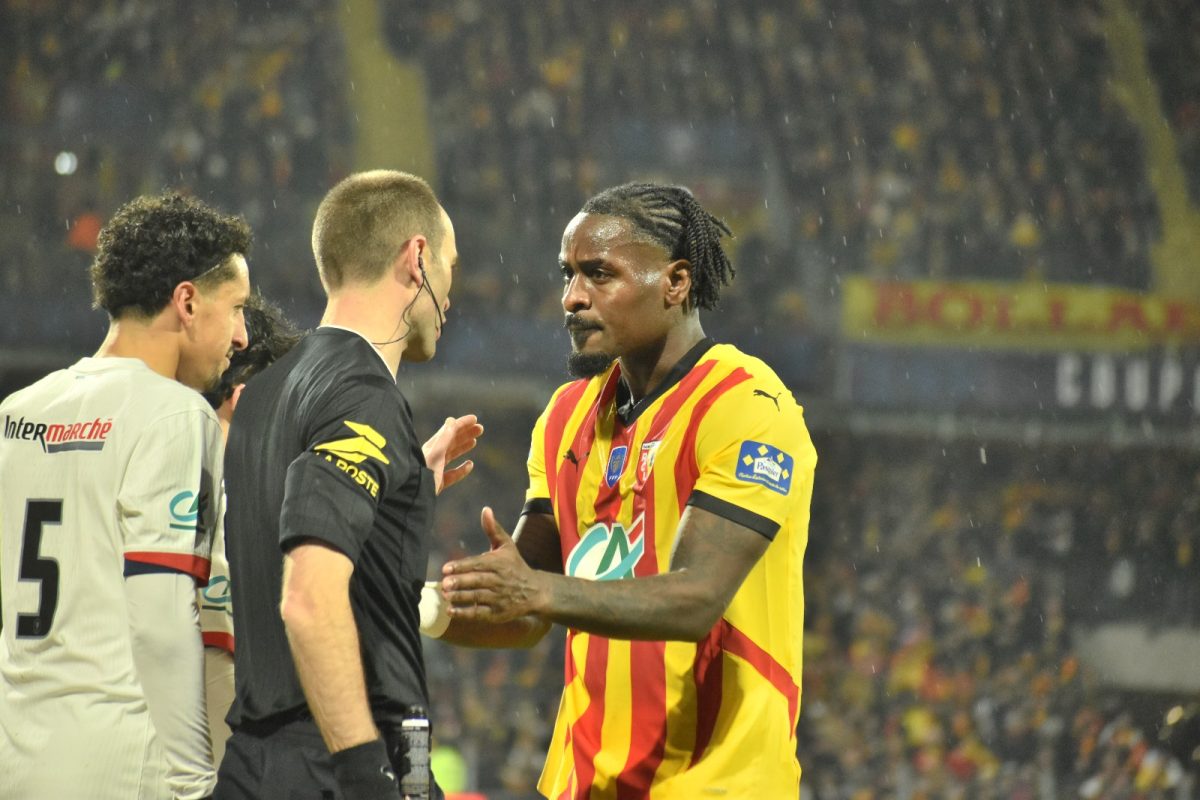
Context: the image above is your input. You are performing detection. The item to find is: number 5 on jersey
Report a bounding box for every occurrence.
[15,499,63,638]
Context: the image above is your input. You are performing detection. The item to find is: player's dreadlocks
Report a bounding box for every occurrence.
[580,182,735,311]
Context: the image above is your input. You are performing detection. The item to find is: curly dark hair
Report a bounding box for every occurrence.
[202,292,303,409]
[90,192,252,318]
[580,182,735,311]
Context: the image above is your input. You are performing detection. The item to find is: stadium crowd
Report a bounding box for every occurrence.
[1,0,347,346]
[406,0,1196,314]
[6,1,1200,344]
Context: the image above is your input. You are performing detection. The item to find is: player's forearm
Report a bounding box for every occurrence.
[125,572,216,799]
[281,565,378,752]
[536,569,722,641]
[420,580,549,647]
[440,615,552,648]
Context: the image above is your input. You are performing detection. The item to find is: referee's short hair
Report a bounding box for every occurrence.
[311,170,444,290]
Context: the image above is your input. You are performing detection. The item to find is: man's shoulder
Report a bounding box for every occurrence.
[282,329,396,394]
[3,359,216,423]
[118,369,219,426]
[702,343,797,405]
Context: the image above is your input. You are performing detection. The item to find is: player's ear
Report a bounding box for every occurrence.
[663,259,692,310]
[171,281,200,323]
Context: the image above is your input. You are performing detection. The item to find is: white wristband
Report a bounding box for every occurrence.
[418,581,450,638]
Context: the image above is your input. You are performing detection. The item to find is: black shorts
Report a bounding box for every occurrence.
[214,717,442,800]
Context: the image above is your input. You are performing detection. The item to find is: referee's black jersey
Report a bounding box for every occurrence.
[223,327,435,732]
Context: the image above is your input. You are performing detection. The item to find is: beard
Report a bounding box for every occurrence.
[566,350,615,378]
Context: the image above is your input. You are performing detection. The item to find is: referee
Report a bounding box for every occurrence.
[215,171,480,800]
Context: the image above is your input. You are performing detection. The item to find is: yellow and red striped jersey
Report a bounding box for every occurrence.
[525,340,816,799]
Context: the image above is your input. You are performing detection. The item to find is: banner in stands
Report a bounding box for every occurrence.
[841,277,1200,351]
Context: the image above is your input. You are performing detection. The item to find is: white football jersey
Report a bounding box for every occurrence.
[0,357,222,799]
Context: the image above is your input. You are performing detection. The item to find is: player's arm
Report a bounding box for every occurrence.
[434,511,558,648]
[125,571,215,799]
[120,408,222,799]
[442,504,768,641]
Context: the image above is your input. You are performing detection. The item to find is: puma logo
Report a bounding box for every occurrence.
[753,389,781,410]
[563,448,586,466]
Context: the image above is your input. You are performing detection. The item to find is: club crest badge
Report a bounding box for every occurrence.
[605,445,628,487]
[636,440,661,485]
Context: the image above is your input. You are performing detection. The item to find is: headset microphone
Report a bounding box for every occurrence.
[370,254,445,347]
[418,256,445,333]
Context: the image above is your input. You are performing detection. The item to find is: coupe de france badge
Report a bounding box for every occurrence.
[735,440,794,495]
[605,445,629,487]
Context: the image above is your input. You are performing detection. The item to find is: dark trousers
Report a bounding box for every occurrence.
[214,717,442,800]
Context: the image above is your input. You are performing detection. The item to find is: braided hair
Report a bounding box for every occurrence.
[580,182,735,311]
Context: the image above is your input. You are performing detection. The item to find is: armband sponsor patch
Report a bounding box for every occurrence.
[169,490,207,532]
[735,440,794,495]
[313,420,389,498]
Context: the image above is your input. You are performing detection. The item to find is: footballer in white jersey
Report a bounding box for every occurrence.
[0,357,223,799]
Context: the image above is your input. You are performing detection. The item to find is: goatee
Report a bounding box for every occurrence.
[566,350,615,378]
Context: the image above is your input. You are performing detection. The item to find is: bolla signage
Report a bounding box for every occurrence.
[842,277,1200,352]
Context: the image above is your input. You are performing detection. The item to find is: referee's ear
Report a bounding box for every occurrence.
[395,235,427,288]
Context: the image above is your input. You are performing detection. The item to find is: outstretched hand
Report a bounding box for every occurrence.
[441,507,547,623]
[422,414,484,494]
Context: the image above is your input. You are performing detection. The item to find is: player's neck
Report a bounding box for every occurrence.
[320,288,415,377]
[94,316,180,382]
[618,319,706,404]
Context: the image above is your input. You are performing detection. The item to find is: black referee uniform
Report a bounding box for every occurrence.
[216,327,439,798]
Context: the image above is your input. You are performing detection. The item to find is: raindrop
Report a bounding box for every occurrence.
[979,447,987,464]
